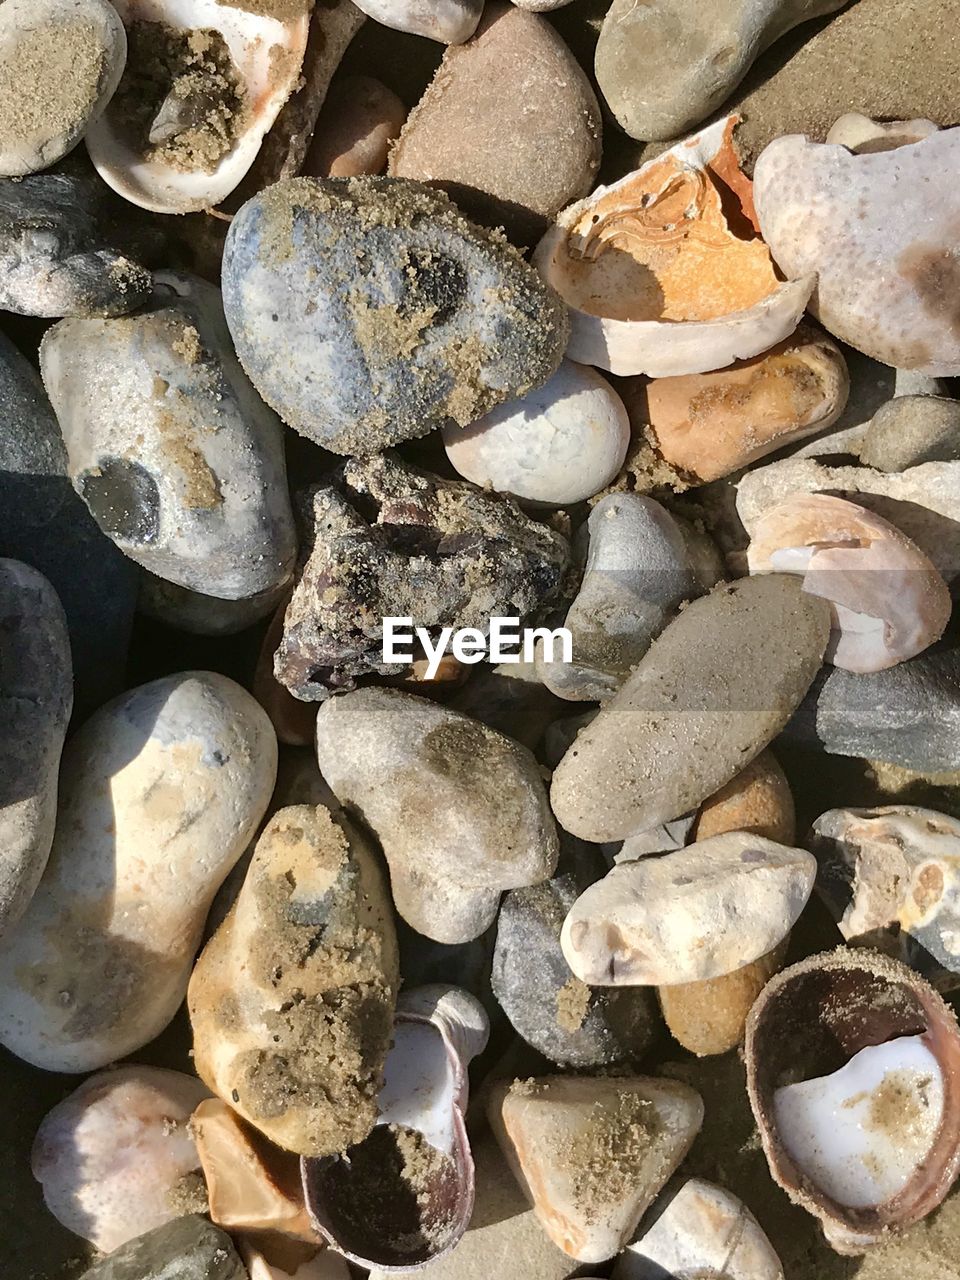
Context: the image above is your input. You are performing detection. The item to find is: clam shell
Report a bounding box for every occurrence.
[745,947,960,1254]
[533,115,814,378]
[85,0,309,213]
[302,985,488,1271]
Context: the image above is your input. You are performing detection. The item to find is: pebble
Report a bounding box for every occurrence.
[274,452,570,701]
[31,1066,210,1252]
[315,687,558,943]
[658,944,788,1059]
[0,327,137,717]
[754,126,960,374]
[0,0,126,176]
[0,672,277,1072]
[449,658,567,750]
[492,836,661,1068]
[538,495,704,702]
[443,360,630,506]
[613,1178,784,1279]
[0,560,72,938]
[595,0,844,141]
[561,833,816,986]
[388,3,602,243]
[785,646,960,771]
[0,167,152,317]
[826,113,940,152]
[221,176,569,455]
[138,575,288,639]
[622,325,849,489]
[304,76,406,178]
[859,396,960,472]
[253,593,319,747]
[77,1216,245,1280]
[811,805,960,986]
[693,749,795,845]
[351,0,482,43]
[188,803,399,1157]
[41,271,297,601]
[550,575,831,841]
[488,1074,704,1264]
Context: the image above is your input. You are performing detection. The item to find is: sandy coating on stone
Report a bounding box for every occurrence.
[754,128,960,375]
[31,1066,211,1252]
[488,1074,704,1264]
[315,687,558,943]
[389,3,601,242]
[0,671,277,1072]
[550,574,831,841]
[351,0,481,43]
[0,560,72,939]
[188,803,398,1157]
[561,832,815,986]
[304,75,405,178]
[659,943,788,1058]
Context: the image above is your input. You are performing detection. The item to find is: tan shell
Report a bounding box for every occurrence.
[747,492,951,673]
[533,116,814,377]
[745,948,960,1254]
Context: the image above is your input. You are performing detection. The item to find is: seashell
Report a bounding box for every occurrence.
[612,1178,784,1279]
[826,113,940,154]
[32,1066,210,1252]
[533,116,814,378]
[85,0,310,214]
[302,984,488,1270]
[747,493,951,673]
[745,947,960,1254]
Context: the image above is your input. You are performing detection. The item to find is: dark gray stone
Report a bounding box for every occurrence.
[859,395,960,471]
[79,1217,246,1280]
[492,836,661,1068]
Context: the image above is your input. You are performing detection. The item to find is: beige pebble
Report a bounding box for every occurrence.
[693,749,796,845]
[304,76,405,179]
[658,943,788,1058]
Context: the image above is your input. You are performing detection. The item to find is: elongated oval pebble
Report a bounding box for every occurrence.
[550,575,831,841]
[0,672,277,1072]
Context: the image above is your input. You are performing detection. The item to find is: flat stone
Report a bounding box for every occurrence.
[78,1216,245,1280]
[389,4,601,244]
[0,672,277,1072]
[315,687,558,943]
[859,396,960,471]
[550,575,831,841]
[492,836,660,1068]
[0,560,72,938]
[222,176,568,454]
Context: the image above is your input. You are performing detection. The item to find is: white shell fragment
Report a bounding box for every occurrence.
[747,493,951,673]
[754,126,960,375]
[774,1035,945,1209]
[613,1179,784,1279]
[350,0,482,44]
[31,1066,211,1252]
[85,0,310,214]
[560,832,817,986]
[442,360,629,506]
[533,116,814,377]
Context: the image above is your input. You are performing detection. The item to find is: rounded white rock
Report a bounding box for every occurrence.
[350,0,482,43]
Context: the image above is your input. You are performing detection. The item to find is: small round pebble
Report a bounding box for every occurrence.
[305,75,406,178]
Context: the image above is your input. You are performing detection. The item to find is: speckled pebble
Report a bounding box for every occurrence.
[859,395,960,471]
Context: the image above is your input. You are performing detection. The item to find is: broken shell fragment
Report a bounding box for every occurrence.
[612,1178,784,1279]
[303,985,488,1270]
[488,1074,704,1264]
[533,116,814,378]
[745,948,960,1254]
[85,0,310,214]
[747,493,951,673]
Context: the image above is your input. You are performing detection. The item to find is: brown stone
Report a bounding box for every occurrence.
[658,943,787,1058]
[304,75,405,179]
[693,749,796,845]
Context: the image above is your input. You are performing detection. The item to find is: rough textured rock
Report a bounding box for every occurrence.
[0,560,72,938]
[315,687,558,943]
[0,328,137,717]
[492,837,660,1068]
[274,452,570,700]
[41,272,296,600]
[443,360,629,506]
[222,176,569,454]
[0,0,126,176]
[693,749,795,844]
[0,672,277,1072]
[658,944,788,1058]
[561,833,816,986]
[188,804,399,1157]
[78,1216,245,1280]
[595,0,844,142]
[389,3,601,243]
[754,127,960,375]
[550,575,831,841]
[859,396,960,472]
[32,1067,210,1252]
[489,1074,704,1264]
[304,75,406,178]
